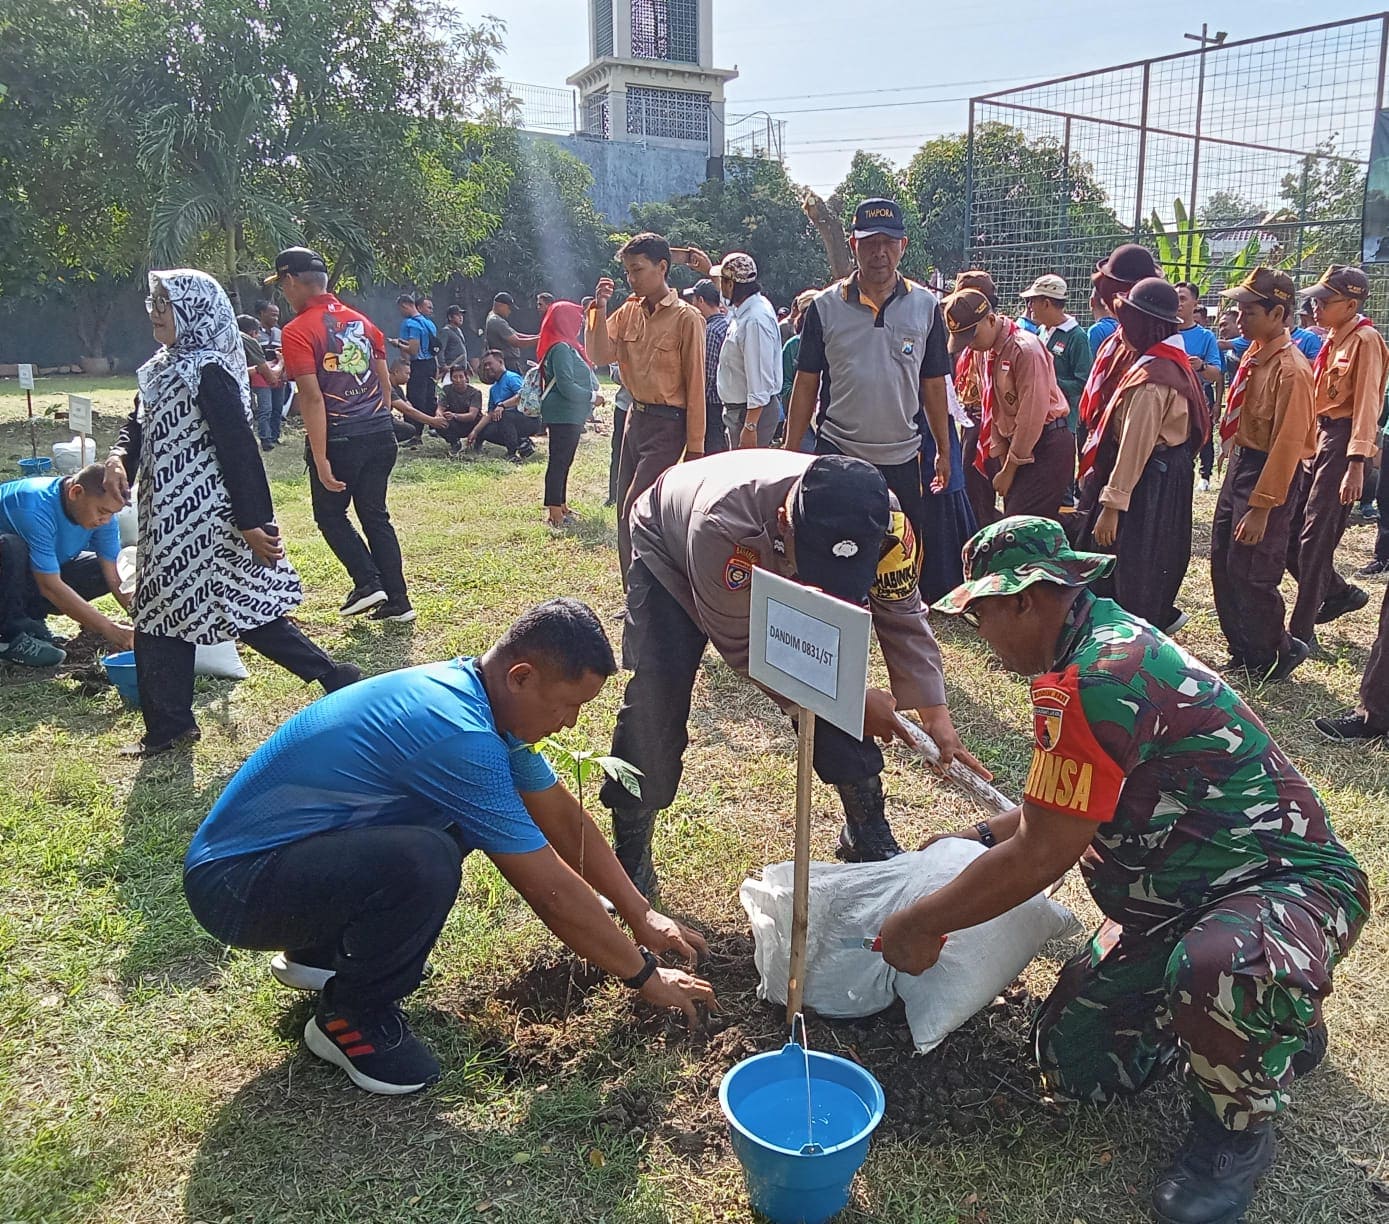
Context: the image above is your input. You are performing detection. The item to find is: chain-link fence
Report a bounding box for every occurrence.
[966,16,1389,316]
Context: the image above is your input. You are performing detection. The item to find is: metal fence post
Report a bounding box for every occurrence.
[964,99,976,267]
[1134,62,1151,238]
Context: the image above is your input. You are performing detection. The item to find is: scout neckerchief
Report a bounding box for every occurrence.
[1076,327,1128,430]
[1077,335,1192,478]
[1218,350,1252,469]
[1311,314,1374,384]
[972,317,1018,475]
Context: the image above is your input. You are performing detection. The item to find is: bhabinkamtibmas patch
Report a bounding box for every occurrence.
[724,545,758,591]
[871,511,921,602]
[1023,665,1123,821]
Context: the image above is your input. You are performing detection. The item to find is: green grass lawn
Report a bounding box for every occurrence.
[0,375,1385,1223]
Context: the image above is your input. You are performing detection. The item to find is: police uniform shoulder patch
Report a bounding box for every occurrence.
[724,544,758,591]
[870,510,921,602]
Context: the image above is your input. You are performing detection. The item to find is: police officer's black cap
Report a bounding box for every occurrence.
[1095,243,1159,286]
[852,198,907,240]
[791,456,891,605]
[494,291,516,306]
[264,246,328,286]
[683,279,720,306]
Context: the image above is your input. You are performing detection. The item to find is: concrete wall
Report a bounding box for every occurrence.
[524,131,710,224]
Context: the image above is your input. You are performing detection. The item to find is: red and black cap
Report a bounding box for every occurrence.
[264,247,328,286]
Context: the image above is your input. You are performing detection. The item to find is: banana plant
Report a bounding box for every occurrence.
[1151,199,1213,287]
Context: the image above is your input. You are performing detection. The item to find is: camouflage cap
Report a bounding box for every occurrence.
[932,516,1115,615]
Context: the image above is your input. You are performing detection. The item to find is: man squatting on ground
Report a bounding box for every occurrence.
[183,599,719,1096]
[601,449,987,897]
[880,516,1367,1224]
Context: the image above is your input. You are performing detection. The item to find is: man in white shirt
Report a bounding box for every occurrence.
[713,253,783,449]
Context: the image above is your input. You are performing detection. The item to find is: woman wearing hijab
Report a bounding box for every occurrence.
[1074,278,1211,633]
[104,269,359,756]
[536,301,596,530]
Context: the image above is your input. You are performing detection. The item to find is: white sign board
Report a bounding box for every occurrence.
[748,566,871,739]
[17,364,34,390]
[67,394,93,436]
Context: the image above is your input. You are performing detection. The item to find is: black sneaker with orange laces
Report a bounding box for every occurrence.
[304,1001,440,1094]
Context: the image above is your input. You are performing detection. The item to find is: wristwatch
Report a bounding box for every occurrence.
[974,821,997,848]
[622,946,659,990]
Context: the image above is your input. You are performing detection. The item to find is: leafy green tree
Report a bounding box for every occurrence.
[827,152,929,282]
[625,157,830,307]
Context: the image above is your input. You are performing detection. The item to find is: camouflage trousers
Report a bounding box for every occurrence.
[1032,881,1365,1130]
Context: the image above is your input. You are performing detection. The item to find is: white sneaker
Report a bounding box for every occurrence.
[270,953,335,992]
[1198,478,1211,493]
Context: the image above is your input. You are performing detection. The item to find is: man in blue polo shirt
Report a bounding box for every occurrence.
[183,599,717,1095]
[470,350,540,460]
[0,465,131,667]
[389,294,439,438]
[1175,283,1224,491]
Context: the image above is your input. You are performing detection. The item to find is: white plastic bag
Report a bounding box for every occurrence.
[114,546,248,680]
[116,501,138,548]
[740,841,1080,1053]
[52,436,96,474]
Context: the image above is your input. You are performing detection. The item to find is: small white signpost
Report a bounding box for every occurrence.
[17,363,34,390]
[67,394,93,469]
[749,567,871,1021]
[18,365,36,458]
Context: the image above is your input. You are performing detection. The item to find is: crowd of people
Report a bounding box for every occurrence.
[0,203,1384,1224]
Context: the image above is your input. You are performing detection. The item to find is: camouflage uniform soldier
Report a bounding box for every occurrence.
[880,516,1368,1224]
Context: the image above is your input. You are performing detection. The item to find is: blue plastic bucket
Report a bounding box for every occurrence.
[102,651,140,707]
[19,457,53,477]
[719,1040,885,1224]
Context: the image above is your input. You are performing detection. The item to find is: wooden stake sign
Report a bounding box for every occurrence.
[18,365,35,458]
[67,394,93,468]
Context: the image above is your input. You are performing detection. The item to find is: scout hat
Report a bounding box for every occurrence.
[1020,273,1068,301]
[941,287,993,353]
[791,455,891,604]
[1220,266,1295,307]
[710,252,758,283]
[934,516,1115,615]
[264,246,328,285]
[1301,264,1370,301]
[954,269,998,305]
[852,198,907,240]
[1115,277,1181,325]
[1095,243,1159,286]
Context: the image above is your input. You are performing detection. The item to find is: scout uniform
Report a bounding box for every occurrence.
[952,270,1003,529]
[1210,269,1317,676]
[942,288,1073,521]
[602,449,949,893]
[1286,264,1388,641]
[935,517,1368,1221]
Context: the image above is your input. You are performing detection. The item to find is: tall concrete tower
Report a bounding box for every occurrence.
[568,0,738,158]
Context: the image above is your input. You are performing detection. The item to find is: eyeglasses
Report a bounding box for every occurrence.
[145,295,171,317]
[959,608,982,629]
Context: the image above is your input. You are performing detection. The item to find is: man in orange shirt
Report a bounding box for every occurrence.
[1211,269,1316,681]
[587,232,705,585]
[942,288,1072,520]
[1286,265,1388,643]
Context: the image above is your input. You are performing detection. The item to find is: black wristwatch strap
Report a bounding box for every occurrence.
[974,821,997,848]
[622,946,659,990]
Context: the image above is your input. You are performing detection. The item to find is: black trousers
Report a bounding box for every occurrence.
[599,559,882,816]
[475,408,540,456]
[404,361,438,437]
[135,617,336,748]
[1211,447,1303,666]
[1287,416,1354,641]
[306,431,407,602]
[617,410,688,585]
[0,536,109,635]
[608,409,626,503]
[815,434,925,546]
[184,825,464,1013]
[543,422,582,506]
[1375,461,1389,564]
[703,400,729,455]
[1360,584,1389,729]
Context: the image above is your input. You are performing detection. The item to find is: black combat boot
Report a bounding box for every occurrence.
[1290,1021,1328,1077]
[1151,1105,1275,1224]
[834,775,902,862]
[610,808,659,898]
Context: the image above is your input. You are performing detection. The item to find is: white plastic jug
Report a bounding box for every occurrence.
[52,436,96,474]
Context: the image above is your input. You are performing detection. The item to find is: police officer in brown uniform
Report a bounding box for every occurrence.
[942,288,1072,521]
[599,449,987,896]
[1211,268,1317,681]
[1287,265,1388,643]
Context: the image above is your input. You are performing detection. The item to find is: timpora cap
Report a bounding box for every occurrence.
[1116,277,1182,325]
[1301,264,1371,301]
[264,246,328,285]
[683,278,721,306]
[954,269,998,305]
[710,252,758,283]
[933,516,1115,616]
[851,198,907,240]
[1095,243,1160,286]
[1020,273,1068,301]
[791,455,891,604]
[1220,267,1296,307]
[941,288,994,353]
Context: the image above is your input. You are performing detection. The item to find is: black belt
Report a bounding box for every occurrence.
[1041,416,1069,434]
[632,401,685,420]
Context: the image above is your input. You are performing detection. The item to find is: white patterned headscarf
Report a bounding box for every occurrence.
[135,269,252,420]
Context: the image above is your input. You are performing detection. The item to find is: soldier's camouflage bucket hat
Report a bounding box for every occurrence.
[932,516,1115,615]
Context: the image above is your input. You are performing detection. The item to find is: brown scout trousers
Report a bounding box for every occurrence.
[1000,420,1075,521]
[1286,415,1355,642]
[1359,584,1389,730]
[1211,446,1305,666]
[616,407,688,588]
[961,418,1001,529]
